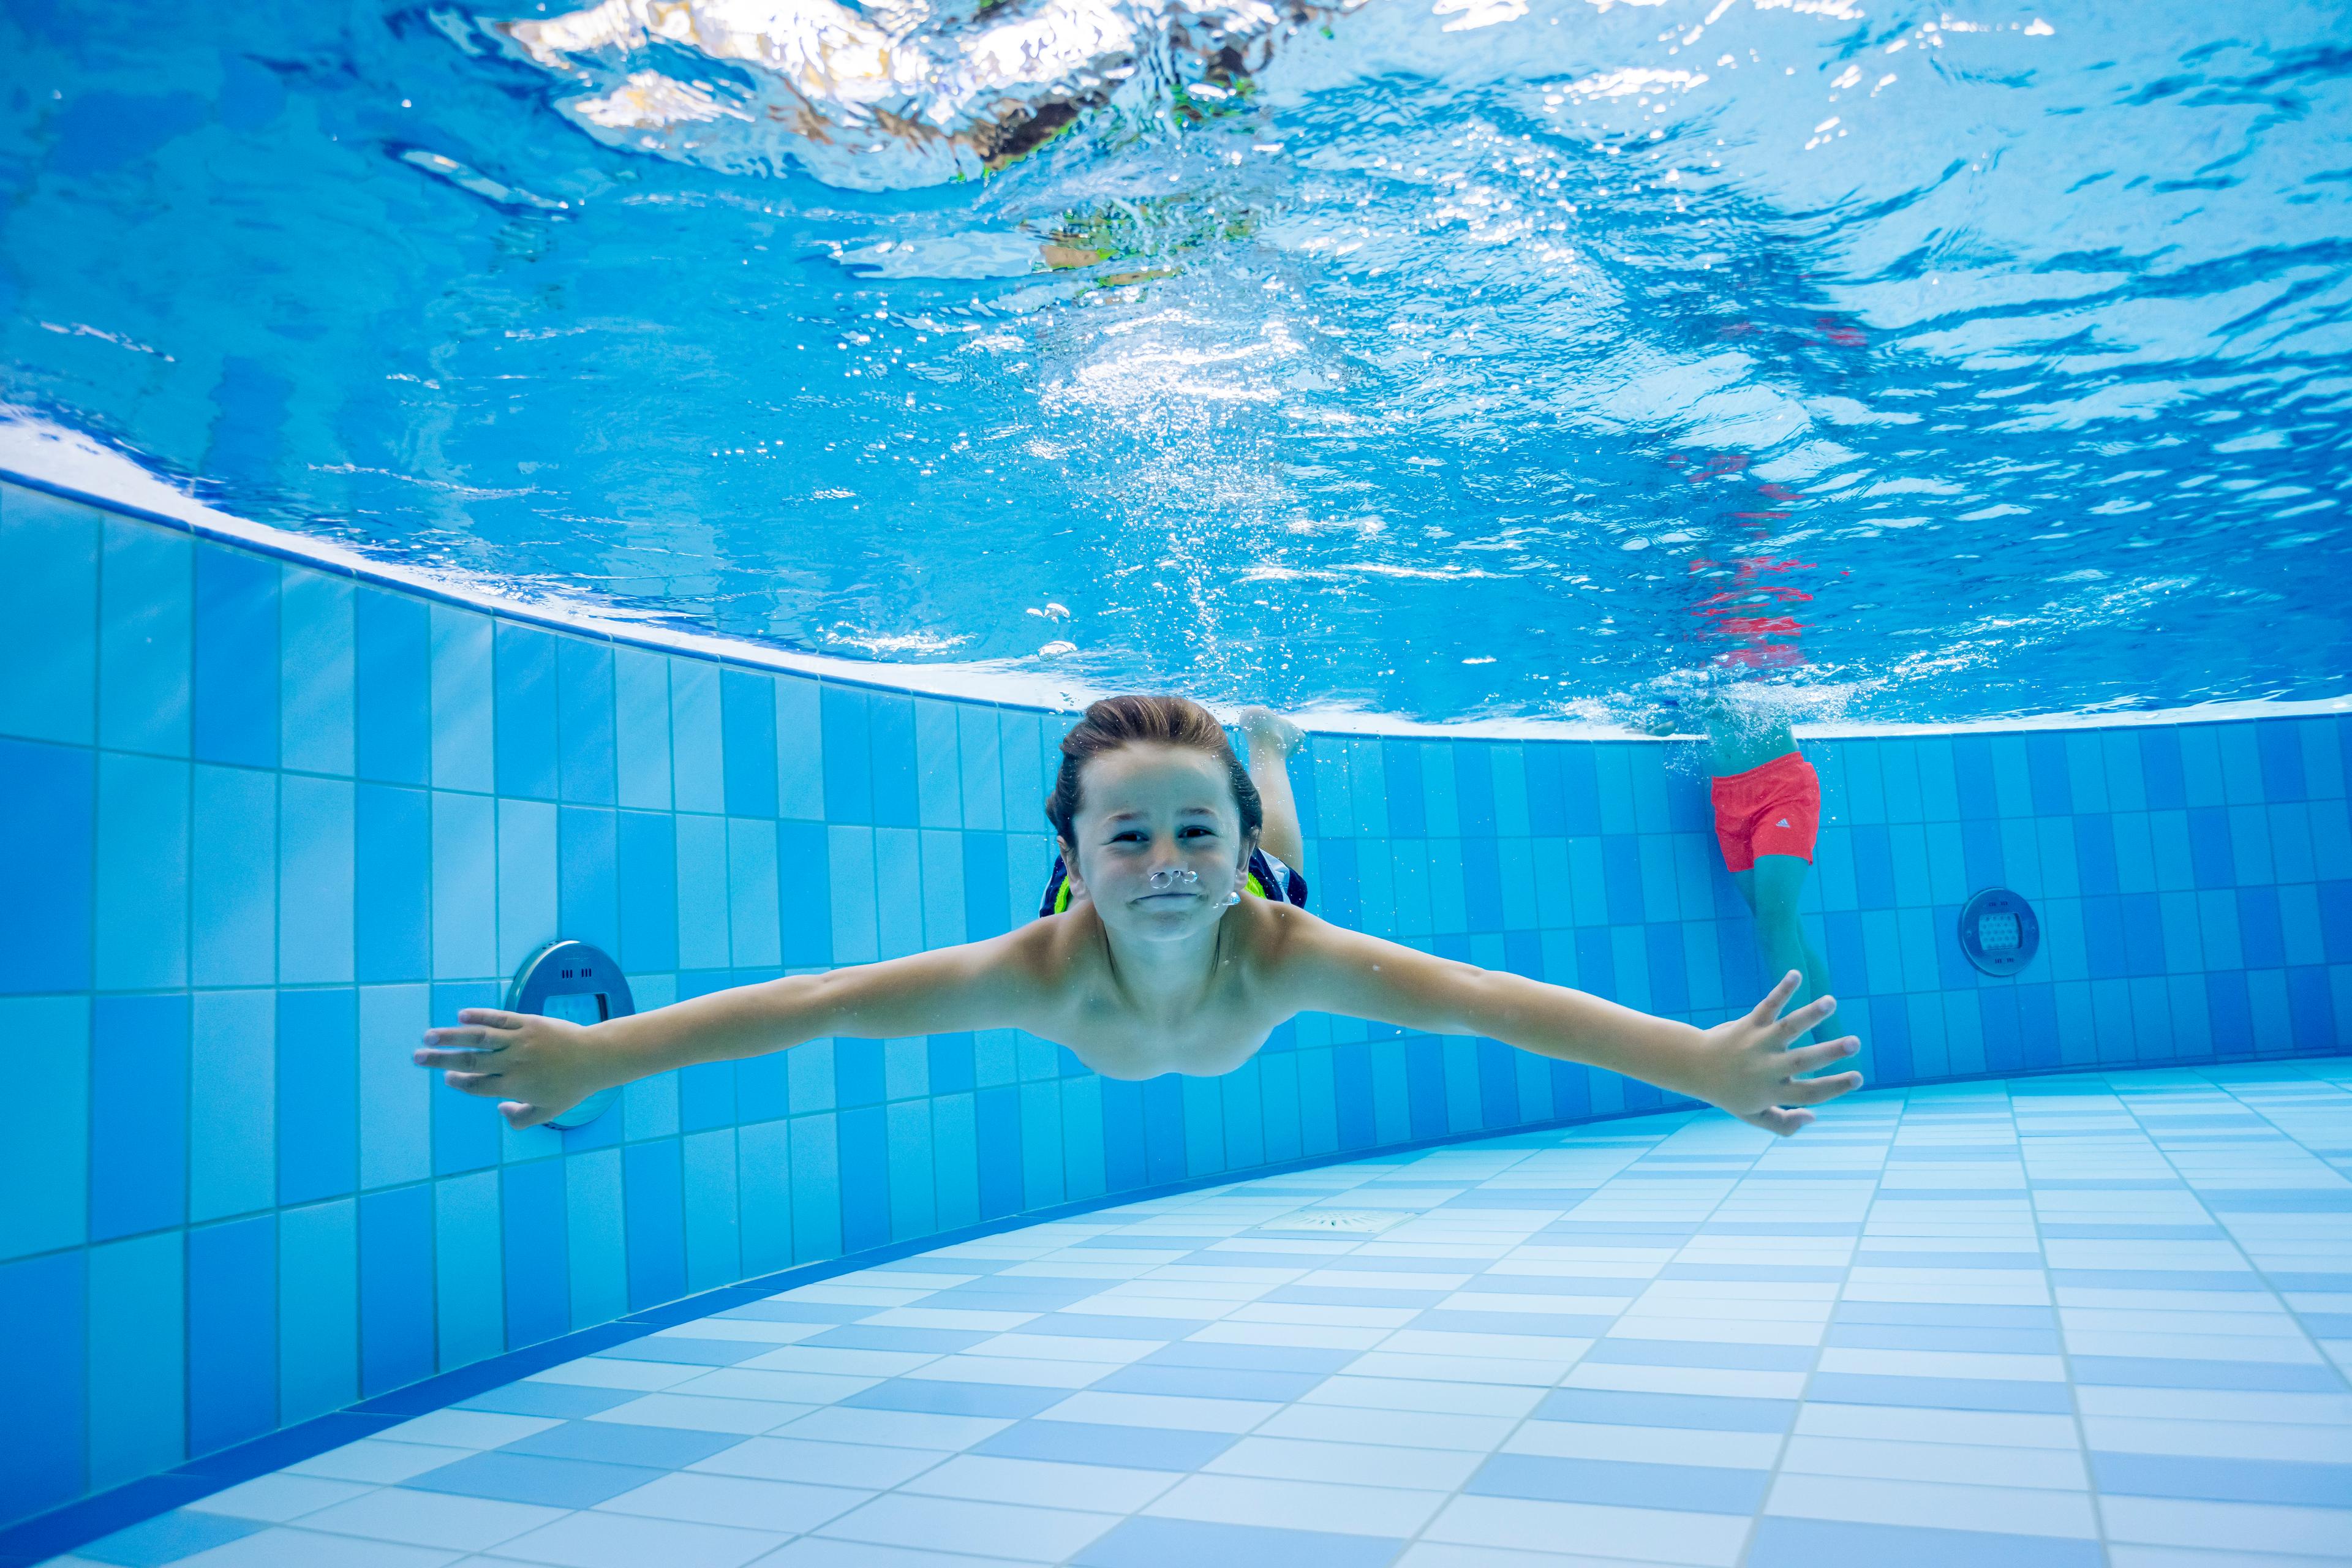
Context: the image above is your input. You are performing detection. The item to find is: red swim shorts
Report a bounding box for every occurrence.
[1711,751,1820,873]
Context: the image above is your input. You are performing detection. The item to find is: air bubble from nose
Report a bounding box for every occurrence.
[1148,867,1241,906]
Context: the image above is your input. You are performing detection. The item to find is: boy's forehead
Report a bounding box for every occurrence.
[1082,745,1231,807]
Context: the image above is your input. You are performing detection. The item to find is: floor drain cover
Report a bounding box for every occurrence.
[1259,1210,1401,1234]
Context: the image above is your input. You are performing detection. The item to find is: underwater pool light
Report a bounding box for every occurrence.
[1958,887,2041,978]
[507,939,636,1128]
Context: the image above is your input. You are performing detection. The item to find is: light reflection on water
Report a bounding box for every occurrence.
[0,0,2346,723]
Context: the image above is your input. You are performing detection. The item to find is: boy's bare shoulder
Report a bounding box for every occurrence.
[1234,897,1349,974]
[993,907,1097,982]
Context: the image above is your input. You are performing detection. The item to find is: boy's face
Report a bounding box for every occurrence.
[1063,744,1252,942]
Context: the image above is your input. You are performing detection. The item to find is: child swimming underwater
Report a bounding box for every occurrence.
[417,695,1862,1135]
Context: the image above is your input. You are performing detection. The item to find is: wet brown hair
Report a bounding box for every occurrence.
[1045,695,1262,849]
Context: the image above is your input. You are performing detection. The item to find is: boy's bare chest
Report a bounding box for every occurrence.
[1038,972,1284,1081]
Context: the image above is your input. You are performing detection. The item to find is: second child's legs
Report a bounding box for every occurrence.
[1734,854,1838,1044]
[1239,707,1306,867]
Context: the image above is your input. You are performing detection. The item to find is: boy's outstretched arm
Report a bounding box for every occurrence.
[1287,922,1861,1135]
[415,933,1042,1129]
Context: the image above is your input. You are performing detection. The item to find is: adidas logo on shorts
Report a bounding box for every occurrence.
[1775,818,1790,828]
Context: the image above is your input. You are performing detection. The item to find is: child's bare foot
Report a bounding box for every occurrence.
[1238,706,1303,756]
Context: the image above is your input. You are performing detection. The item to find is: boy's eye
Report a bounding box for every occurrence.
[1178,825,1215,839]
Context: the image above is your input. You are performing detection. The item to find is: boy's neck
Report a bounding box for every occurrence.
[1099,918,1231,1021]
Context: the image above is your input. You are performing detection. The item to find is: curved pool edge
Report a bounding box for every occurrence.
[6,416,2345,738]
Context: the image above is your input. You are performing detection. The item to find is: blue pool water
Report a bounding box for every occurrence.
[40,1062,2352,1568]
[4,0,2349,724]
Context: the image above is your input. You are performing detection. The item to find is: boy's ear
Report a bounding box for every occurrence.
[1058,839,1084,897]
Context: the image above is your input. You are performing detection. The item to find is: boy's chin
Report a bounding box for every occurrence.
[1109,903,1224,938]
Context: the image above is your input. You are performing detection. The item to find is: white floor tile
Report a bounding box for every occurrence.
[774,1406,1012,1451]
[586,1394,817,1434]
[2101,1496,2352,1557]
[812,1492,1118,1559]
[1765,1472,2100,1539]
[296,1490,568,1551]
[478,1509,786,1568]
[1204,1436,1486,1491]
[379,1412,563,1451]
[291,1440,478,1485]
[897,1453,1177,1512]
[690,1435,953,1489]
[186,1472,379,1522]
[1145,1471,1450,1536]
[1504,1421,1781,1469]
[1422,1494,1749,1566]
[595,1472,870,1533]
[1036,1390,1277,1433]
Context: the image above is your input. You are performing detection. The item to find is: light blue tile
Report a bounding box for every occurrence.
[2099,731,2148,813]
[2228,802,2276,886]
[672,659,725,815]
[2148,809,2195,891]
[684,1128,743,1292]
[875,827,923,960]
[279,1199,359,1423]
[358,984,431,1190]
[281,570,356,776]
[883,1038,927,1103]
[931,1091,980,1230]
[913,698,961,831]
[95,752,189,990]
[192,763,276,987]
[739,1119,795,1274]
[2279,883,2325,967]
[498,797,559,976]
[778,676,824,820]
[1024,1079,1069,1202]
[1877,741,1923,822]
[429,603,495,794]
[189,989,275,1223]
[432,789,498,978]
[1000,709,1046,836]
[675,814,731,971]
[613,645,673,812]
[956,702,1005,832]
[97,516,191,757]
[0,995,87,1259]
[789,1039,836,1115]
[435,1169,505,1369]
[2179,725,2228,808]
[829,826,880,965]
[884,1099,937,1241]
[1355,843,1398,939]
[86,1231,186,1489]
[1491,746,1530,837]
[790,1112,844,1262]
[2270,802,2316,883]
[0,484,98,745]
[2110,811,2157,894]
[1415,745,1454,837]
[729,818,782,968]
[566,1146,628,1330]
[918,827,967,950]
[1309,741,1351,841]
[280,774,356,984]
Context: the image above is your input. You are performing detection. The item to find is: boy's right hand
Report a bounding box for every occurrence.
[1695,971,1863,1136]
[415,1008,612,1129]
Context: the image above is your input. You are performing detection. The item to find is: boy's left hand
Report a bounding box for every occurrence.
[1698,971,1862,1136]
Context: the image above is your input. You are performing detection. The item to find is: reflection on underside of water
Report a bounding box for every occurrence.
[0,0,2346,723]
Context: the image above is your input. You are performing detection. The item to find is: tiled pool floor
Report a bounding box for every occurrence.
[51,1061,2352,1568]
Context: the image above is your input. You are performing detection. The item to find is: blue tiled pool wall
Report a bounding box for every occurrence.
[0,473,2345,1531]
